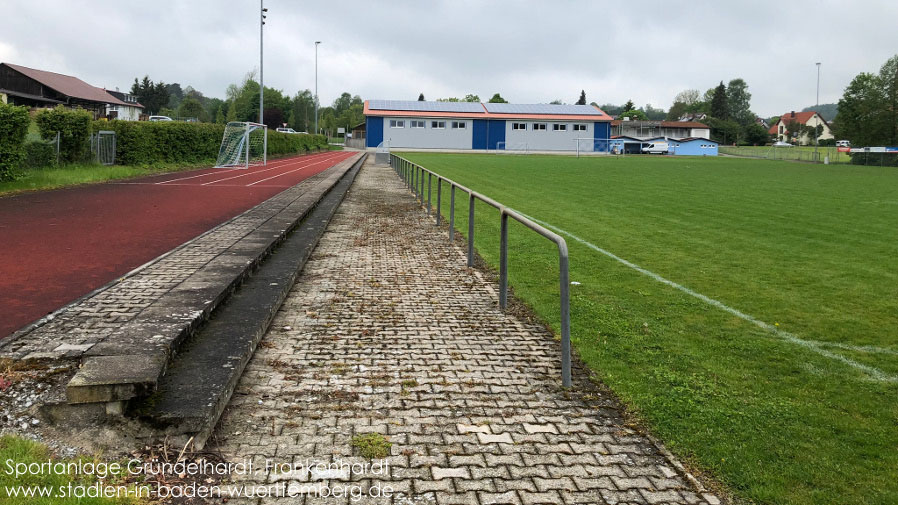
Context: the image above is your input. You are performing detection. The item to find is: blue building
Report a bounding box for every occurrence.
[669,137,719,156]
[365,100,613,152]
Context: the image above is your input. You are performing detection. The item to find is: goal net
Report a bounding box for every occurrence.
[495,141,530,154]
[215,121,267,169]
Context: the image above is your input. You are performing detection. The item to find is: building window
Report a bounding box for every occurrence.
[573,124,587,131]
[410,120,425,128]
[451,121,466,129]
[390,120,404,128]
[533,123,547,131]
[431,121,445,129]
[779,125,784,134]
[512,122,527,130]
[553,124,567,131]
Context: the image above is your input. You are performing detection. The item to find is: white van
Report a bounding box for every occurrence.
[642,141,669,154]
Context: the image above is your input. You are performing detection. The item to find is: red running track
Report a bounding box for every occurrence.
[0,150,357,339]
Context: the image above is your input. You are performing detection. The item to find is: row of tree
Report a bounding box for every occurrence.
[835,54,898,147]
[130,72,365,136]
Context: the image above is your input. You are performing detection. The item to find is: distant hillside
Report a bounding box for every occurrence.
[801,103,838,121]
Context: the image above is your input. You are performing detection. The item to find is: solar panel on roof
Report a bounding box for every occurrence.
[368,100,484,113]
[482,103,603,115]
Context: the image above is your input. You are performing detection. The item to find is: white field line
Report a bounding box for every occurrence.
[200,154,329,186]
[519,213,898,383]
[246,153,348,186]
[156,154,304,185]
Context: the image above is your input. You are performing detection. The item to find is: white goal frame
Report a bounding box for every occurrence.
[495,141,530,154]
[215,121,268,169]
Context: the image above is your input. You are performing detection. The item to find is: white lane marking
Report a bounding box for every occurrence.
[155,154,310,185]
[246,153,349,186]
[154,168,232,184]
[200,154,329,186]
[518,212,898,383]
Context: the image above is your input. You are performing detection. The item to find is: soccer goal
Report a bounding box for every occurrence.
[215,121,267,169]
[495,141,530,154]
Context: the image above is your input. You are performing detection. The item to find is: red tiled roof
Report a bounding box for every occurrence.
[769,111,823,134]
[3,63,130,106]
[611,120,708,128]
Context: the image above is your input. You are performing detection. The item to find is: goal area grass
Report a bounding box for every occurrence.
[398,152,898,505]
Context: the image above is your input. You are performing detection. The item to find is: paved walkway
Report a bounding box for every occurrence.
[214,160,722,505]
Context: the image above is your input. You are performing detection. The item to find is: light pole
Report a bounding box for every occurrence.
[815,62,821,161]
[260,1,267,126]
[315,41,321,135]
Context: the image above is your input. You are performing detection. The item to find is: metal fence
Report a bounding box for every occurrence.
[719,145,850,164]
[390,154,573,387]
[90,130,116,165]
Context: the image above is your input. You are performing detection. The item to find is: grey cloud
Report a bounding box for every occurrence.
[2,0,896,116]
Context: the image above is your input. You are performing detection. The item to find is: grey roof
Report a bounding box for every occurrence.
[482,103,603,115]
[368,100,484,113]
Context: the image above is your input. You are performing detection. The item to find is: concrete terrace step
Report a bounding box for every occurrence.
[132,157,364,448]
[64,153,366,409]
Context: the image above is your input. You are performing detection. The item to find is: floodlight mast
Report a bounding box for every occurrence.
[815,62,821,161]
[315,41,321,135]
[260,1,267,126]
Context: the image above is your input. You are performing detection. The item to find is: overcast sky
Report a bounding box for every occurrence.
[2,1,896,117]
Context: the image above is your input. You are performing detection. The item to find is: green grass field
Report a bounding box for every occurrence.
[398,152,898,505]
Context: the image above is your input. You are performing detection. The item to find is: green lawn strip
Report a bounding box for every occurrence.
[401,152,898,505]
[0,435,143,504]
[0,160,217,196]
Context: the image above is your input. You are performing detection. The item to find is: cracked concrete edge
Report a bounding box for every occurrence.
[0,152,363,352]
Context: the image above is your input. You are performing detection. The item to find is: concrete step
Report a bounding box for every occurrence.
[130,155,364,448]
[65,154,365,410]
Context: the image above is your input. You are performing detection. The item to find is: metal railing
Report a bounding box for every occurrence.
[390,153,572,387]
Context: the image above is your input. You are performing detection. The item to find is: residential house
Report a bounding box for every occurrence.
[611,119,711,140]
[105,89,144,121]
[0,62,130,118]
[769,110,833,145]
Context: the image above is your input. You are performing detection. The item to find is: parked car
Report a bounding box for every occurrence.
[276,127,297,134]
[642,141,669,154]
[772,141,794,147]
[148,116,173,122]
[836,140,851,147]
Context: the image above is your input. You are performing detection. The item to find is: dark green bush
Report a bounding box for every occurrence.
[35,106,92,163]
[22,140,57,168]
[90,120,327,166]
[849,152,898,167]
[0,102,30,181]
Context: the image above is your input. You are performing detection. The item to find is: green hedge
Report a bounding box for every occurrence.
[35,106,91,163]
[0,103,30,181]
[22,140,57,168]
[90,120,327,166]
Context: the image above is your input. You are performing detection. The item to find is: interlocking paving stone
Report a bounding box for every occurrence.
[213,160,724,504]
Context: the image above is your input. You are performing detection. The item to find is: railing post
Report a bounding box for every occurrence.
[436,178,442,226]
[499,211,508,311]
[449,185,456,243]
[467,193,475,267]
[559,242,571,388]
[427,172,432,215]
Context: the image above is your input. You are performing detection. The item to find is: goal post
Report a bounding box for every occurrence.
[215,121,267,169]
[574,138,615,157]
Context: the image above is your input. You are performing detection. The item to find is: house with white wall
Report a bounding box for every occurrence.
[769,111,833,145]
